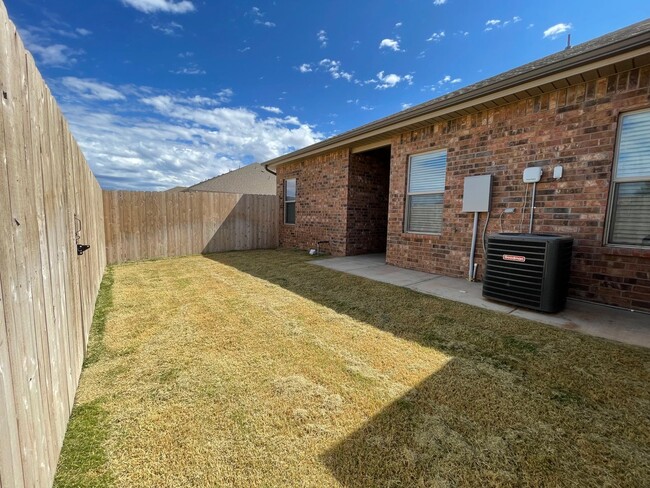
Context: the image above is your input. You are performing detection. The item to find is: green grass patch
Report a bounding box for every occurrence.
[55,269,115,487]
[53,399,111,488]
[83,267,114,368]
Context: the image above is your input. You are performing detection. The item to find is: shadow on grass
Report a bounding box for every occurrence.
[204,250,650,486]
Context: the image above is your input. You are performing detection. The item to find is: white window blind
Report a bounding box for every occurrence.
[406,150,447,234]
[608,110,650,247]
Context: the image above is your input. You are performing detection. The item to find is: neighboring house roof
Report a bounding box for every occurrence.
[163,186,187,192]
[185,163,276,195]
[265,18,650,169]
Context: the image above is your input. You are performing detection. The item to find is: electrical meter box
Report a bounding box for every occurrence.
[523,167,543,183]
[462,174,493,212]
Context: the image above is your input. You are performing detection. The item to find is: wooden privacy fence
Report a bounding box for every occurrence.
[103,191,278,264]
[0,3,106,487]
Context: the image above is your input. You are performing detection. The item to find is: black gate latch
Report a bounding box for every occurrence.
[77,244,90,256]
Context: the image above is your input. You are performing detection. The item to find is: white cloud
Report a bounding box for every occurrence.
[354,78,377,86]
[317,29,328,48]
[56,85,321,190]
[61,78,126,101]
[250,6,276,27]
[437,75,462,88]
[395,22,403,28]
[121,0,195,14]
[31,43,80,66]
[360,106,374,111]
[260,106,283,114]
[215,88,234,103]
[401,103,413,110]
[19,27,83,66]
[175,89,231,107]
[152,21,183,35]
[298,63,312,73]
[433,0,447,5]
[183,95,216,106]
[485,16,523,32]
[543,22,572,39]
[76,28,92,36]
[379,38,401,51]
[319,59,353,81]
[376,71,413,90]
[171,64,206,75]
[427,31,445,42]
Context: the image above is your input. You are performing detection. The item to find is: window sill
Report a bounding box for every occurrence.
[403,231,442,237]
[601,245,650,258]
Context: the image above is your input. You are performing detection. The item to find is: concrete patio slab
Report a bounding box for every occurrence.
[313,253,387,271]
[407,276,517,314]
[311,254,650,348]
[346,264,441,287]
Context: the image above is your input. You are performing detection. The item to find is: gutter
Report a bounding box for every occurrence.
[265,25,650,169]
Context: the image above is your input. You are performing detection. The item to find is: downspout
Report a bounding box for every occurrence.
[264,163,276,175]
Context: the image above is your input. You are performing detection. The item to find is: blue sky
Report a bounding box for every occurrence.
[5,0,650,190]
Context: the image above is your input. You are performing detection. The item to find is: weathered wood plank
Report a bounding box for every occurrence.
[40,80,73,423]
[25,50,62,463]
[0,5,25,483]
[1,15,50,485]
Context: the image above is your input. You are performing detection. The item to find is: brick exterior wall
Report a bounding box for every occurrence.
[386,66,650,311]
[346,151,390,255]
[277,149,350,255]
[276,65,650,311]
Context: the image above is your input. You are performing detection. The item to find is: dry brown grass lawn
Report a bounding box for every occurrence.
[55,250,650,487]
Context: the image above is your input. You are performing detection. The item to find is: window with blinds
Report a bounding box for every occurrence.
[607,110,650,247]
[406,149,447,234]
[284,178,296,225]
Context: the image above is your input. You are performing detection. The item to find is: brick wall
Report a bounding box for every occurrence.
[277,149,350,255]
[274,65,650,311]
[346,150,391,255]
[386,66,650,311]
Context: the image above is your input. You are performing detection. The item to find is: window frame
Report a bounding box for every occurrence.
[404,149,448,235]
[284,178,296,225]
[604,108,650,249]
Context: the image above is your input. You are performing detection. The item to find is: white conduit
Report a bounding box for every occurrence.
[469,211,479,281]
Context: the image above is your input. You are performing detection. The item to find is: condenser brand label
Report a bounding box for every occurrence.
[502,254,526,263]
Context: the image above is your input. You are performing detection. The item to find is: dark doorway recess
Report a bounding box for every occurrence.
[346,145,391,255]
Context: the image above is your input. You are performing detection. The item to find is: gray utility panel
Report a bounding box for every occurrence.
[462,174,493,213]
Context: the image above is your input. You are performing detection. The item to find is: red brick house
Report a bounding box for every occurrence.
[264,20,650,312]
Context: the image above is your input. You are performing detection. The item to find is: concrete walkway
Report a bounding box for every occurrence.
[311,254,650,349]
